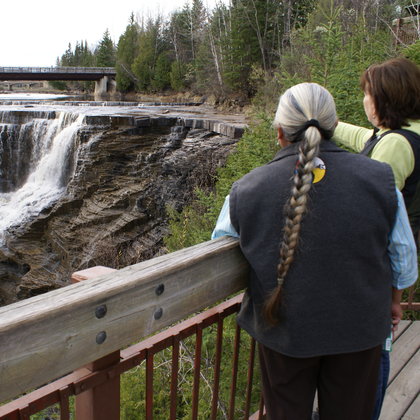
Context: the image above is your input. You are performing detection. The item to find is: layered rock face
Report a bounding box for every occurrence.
[0,109,243,305]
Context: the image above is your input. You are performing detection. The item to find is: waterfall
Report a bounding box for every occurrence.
[0,112,84,242]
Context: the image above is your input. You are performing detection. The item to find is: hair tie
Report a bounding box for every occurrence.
[303,119,320,130]
[291,118,332,142]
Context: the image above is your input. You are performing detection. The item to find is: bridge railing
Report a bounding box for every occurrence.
[0,67,116,74]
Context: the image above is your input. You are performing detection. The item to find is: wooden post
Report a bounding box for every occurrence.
[71,266,120,420]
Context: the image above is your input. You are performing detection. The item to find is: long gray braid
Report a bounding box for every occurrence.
[263,83,337,325]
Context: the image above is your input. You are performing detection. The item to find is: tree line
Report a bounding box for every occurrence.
[54,0,419,100]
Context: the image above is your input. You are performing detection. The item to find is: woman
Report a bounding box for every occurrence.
[333,56,420,420]
[334,57,420,229]
[212,83,417,420]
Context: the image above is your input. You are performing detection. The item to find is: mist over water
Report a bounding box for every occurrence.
[0,112,84,243]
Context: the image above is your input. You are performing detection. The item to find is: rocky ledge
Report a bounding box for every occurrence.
[0,108,245,305]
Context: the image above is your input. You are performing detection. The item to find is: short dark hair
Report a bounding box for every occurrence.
[360,57,420,129]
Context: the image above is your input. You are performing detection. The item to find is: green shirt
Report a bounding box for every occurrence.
[333,120,420,190]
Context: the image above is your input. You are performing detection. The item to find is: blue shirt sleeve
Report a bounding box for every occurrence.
[388,189,418,289]
[211,195,239,239]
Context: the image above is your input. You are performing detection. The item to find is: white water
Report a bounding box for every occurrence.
[0,93,72,100]
[0,113,85,242]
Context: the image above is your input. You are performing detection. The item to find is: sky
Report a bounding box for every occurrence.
[0,0,222,68]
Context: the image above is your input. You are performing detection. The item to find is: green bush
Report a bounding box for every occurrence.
[402,39,420,65]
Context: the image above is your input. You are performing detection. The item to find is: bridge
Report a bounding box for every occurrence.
[0,67,117,97]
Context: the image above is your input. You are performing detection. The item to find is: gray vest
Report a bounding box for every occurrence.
[230,141,397,357]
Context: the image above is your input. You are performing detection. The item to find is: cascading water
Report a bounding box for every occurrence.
[0,112,84,243]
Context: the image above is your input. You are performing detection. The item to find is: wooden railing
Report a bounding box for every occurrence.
[0,235,418,419]
[0,237,252,418]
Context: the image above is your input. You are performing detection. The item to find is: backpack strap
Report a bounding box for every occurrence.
[359,128,420,235]
[375,128,420,235]
[360,128,380,156]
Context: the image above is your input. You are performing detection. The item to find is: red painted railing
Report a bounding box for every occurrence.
[0,292,263,420]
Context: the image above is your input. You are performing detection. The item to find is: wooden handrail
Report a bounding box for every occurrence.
[0,234,418,406]
[0,237,248,404]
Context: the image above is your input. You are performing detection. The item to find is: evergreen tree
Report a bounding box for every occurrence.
[170,60,187,90]
[95,29,116,67]
[190,0,206,61]
[152,52,172,91]
[132,17,163,91]
[57,41,94,67]
[60,43,74,66]
[168,7,194,89]
[81,41,95,66]
[116,13,140,92]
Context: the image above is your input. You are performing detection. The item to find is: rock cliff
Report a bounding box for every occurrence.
[0,108,244,305]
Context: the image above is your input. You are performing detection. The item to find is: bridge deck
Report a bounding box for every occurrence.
[0,66,116,81]
[379,319,419,420]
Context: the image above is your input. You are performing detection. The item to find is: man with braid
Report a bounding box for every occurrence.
[211,83,417,420]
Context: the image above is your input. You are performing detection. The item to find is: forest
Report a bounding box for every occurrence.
[55,0,419,104]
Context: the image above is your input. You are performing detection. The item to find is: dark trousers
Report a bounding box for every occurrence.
[258,343,382,420]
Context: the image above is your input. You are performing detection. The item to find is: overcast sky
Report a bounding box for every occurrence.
[1,0,223,67]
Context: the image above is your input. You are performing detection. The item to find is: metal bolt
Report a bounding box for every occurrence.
[96,331,107,344]
[154,308,163,320]
[95,304,107,319]
[155,284,165,296]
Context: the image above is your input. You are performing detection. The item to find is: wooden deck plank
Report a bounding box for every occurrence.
[380,348,420,420]
[393,320,411,340]
[388,321,420,382]
[402,393,420,420]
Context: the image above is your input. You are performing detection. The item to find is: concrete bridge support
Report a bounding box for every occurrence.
[94,76,117,100]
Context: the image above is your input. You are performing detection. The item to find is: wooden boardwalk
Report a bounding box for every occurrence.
[379,320,420,420]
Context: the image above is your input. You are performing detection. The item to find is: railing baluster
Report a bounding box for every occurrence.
[18,406,30,420]
[408,285,415,308]
[211,317,224,420]
[146,351,154,420]
[191,324,203,420]
[228,324,241,420]
[258,395,265,420]
[244,337,256,419]
[59,387,71,420]
[170,336,180,420]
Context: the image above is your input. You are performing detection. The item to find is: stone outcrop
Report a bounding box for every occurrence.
[0,110,244,305]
